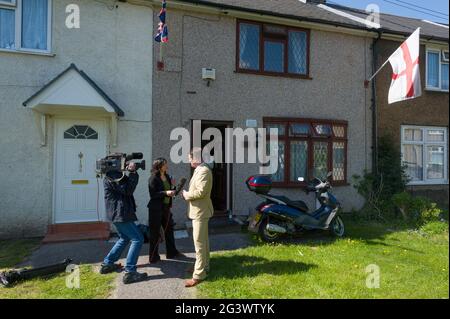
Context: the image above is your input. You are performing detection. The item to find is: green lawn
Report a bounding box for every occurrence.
[0,240,117,299]
[198,220,449,299]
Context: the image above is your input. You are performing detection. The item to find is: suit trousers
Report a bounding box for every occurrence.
[192,218,210,280]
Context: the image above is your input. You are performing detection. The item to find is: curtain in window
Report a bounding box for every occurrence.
[426,146,444,179]
[21,0,48,50]
[441,63,449,91]
[427,52,440,88]
[290,141,308,182]
[313,142,328,180]
[288,31,307,74]
[0,8,15,49]
[239,23,259,70]
[268,141,285,182]
[403,144,423,181]
[333,142,345,181]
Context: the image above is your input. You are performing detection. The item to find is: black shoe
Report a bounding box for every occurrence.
[123,272,148,284]
[149,255,161,264]
[100,263,122,274]
[166,251,186,259]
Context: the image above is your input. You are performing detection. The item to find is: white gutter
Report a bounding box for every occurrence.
[422,20,449,29]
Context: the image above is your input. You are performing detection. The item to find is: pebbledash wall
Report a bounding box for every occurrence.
[152,6,374,228]
[375,39,449,208]
[0,0,153,238]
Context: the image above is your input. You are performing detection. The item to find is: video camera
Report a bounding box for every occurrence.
[96,152,146,175]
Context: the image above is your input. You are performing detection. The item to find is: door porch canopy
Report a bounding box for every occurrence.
[23,63,124,146]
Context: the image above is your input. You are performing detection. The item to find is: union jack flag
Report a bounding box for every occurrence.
[155,0,168,43]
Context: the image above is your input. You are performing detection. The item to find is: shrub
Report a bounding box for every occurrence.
[352,135,410,221]
[392,191,445,226]
[420,221,449,235]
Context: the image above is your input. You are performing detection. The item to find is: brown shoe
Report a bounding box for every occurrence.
[185,278,202,288]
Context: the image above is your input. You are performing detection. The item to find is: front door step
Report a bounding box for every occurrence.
[43,222,110,244]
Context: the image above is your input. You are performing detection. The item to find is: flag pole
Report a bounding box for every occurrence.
[158,42,164,71]
[364,58,390,88]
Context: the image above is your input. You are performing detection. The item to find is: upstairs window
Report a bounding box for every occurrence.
[237,20,310,78]
[0,0,51,53]
[426,48,449,92]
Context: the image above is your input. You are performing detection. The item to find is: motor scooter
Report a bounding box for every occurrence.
[246,172,345,242]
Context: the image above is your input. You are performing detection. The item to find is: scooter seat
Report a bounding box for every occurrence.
[268,195,309,212]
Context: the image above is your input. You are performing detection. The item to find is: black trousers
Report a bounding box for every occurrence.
[149,204,178,262]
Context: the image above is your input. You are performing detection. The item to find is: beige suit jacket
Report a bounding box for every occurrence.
[184,164,214,220]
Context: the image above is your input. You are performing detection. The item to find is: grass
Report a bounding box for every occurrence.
[198,220,449,299]
[0,240,117,299]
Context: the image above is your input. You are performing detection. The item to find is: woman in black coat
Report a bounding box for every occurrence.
[148,158,183,263]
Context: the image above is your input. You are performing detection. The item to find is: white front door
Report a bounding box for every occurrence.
[54,119,107,223]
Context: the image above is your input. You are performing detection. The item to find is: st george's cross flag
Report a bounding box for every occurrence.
[388,28,421,104]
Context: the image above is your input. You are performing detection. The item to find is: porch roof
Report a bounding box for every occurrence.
[22,63,125,117]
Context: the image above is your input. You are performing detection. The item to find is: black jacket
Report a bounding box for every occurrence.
[104,171,139,223]
[147,173,174,210]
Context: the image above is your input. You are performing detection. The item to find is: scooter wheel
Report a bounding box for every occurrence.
[259,218,281,243]
[329,216,345,237]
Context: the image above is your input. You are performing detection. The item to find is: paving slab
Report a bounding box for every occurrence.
[19,231,252,299]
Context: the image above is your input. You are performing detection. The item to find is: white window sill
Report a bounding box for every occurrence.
[425,87,449,93]
[0,48,55,57]
[407,181,449,186]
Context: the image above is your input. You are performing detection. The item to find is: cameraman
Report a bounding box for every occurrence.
[100,162,148,284]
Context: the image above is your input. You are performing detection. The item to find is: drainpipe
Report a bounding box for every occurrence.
[371,31,382,175]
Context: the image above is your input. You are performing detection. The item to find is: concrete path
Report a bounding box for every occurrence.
[21,231,251,299]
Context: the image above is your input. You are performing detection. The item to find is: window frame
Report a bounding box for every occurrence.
[0,0,52,54]
[425,47,449,92]
[264,117,348,188]
[401,125,449,186]
[236,19,311,79]
[0,0,16,7]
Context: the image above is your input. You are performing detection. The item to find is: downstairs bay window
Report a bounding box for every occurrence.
[0,0,51,53]
[264,118,348,187]
[401,126,448,185]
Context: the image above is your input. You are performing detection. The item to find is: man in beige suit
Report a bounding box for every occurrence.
[182,148,214,287]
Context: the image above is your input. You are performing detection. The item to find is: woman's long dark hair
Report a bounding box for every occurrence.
[151,158,167,175]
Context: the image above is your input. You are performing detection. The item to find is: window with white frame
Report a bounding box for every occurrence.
[426,48,449,91]
[401,126,448,185]
[0,0,51,53]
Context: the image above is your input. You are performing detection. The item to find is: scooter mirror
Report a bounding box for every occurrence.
[327,171,333,178]
[298,177,305,182]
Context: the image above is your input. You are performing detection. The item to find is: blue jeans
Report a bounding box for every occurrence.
[103,222,144,273]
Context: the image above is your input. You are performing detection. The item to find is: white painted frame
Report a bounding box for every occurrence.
[0,0,16,7]
[401,125,449,186]
[52,117,108,224]
[0,0,52,54]
[425,47,449,92]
